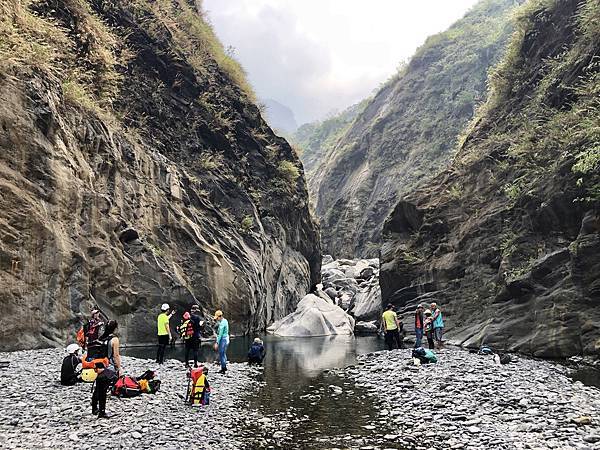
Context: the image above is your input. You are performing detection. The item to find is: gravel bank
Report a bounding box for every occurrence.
[342,348,600,449]
[0,349,256,450]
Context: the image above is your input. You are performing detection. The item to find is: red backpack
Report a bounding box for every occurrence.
[112,376,142,398]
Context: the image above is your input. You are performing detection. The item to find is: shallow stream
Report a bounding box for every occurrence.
[124,335,396,448]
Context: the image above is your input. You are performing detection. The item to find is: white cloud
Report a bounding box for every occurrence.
[203,0,480,124]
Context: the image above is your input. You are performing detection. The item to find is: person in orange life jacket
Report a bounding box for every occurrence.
[414,304,424,348]
[61,344,82,386]
[91,320,121,418]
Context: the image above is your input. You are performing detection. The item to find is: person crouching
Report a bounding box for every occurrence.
[61,344,82,386]
[248,338,266,365]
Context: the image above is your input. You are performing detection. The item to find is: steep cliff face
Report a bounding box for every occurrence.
[310,0,519,257]
[381,0,600,358]
[0,0,320,350]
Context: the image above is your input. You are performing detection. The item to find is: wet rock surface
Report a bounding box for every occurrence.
[0,349,255,450]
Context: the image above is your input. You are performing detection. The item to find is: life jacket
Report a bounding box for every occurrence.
[188,368,210,405]
[84,320,103,343]
[178,320,194,340]
[112,376,142,398]
[81,335,113,372]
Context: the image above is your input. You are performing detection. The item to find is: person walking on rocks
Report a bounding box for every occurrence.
[156,303,173,364]
[424,309,435,349]
[431,303,444,348]
[414,304,424,348]
[92,320,121,418]
[381,304,403,350]
[213,310,229,374]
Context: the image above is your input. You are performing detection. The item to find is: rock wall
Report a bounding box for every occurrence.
[0,0,320,350]
[380,0,600,358]
[309,0,519,257]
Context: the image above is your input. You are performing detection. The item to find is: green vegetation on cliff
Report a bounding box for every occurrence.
[307,0,520,257]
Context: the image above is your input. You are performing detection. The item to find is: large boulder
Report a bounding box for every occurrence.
[352,281,382,322]
[267,294,355,337]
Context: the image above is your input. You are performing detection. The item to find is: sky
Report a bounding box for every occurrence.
[203,0,480,125]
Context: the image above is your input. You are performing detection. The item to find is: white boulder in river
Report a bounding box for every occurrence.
[267,294,355,337]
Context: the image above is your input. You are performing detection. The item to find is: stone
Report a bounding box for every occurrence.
[268,294,355,337]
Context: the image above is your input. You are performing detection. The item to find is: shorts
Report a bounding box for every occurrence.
[433,327,443,341]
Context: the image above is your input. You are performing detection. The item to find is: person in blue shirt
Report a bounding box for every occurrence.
[248,338,266,365]
[213,310,229,374]
[431,302,444,348]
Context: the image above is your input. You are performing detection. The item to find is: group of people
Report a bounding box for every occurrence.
[156,304,232,374]
[380,302,444,350]
[61,308,122,418]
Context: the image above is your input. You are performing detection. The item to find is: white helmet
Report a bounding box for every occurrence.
[160,303,170,311]
[66,343,81,354]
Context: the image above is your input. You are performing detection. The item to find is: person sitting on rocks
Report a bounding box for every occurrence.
[381,304,403,350]
[423,309,435,349]
[92,320,121,419]
[414,304,424,348]
[61,344,82,386]
[431,302,444,348]
[248,338,266,365]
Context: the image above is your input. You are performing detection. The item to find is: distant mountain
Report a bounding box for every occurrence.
[262,98,298,134]
[306,0,520,257]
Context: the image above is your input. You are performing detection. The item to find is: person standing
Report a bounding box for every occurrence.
[92,320,121,418]
[213,310,229,374]
[423,309,435,349]
[431,302,444,349]
[156,303,173,364]
[84,308,105,349]
[187,305,203,368]
[414,304,424,348]
[381,304,403,350]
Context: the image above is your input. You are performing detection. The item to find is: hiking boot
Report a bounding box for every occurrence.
[92,407,98,415]
[219,368,227,374]
[97,412,112,419]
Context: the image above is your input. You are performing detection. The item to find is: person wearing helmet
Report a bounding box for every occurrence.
[61,344,82,386]
[156,303,173,364]
[213,310,229,374]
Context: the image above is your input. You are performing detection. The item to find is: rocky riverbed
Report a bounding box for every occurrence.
[341,348,600,450]
[0,349,256,450]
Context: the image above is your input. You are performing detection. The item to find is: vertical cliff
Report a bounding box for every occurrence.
[309,0,519,257]
[0,0,321,350]
[381,0,600,358]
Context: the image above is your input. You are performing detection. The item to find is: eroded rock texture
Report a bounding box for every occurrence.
[0,0,320,350]
[381,0,600,358]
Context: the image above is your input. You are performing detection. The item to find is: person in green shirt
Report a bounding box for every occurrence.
[213,310,229,374]
[381,303,403,350]
[156,303,173,364]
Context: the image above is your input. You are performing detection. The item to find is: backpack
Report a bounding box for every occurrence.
[81,335,113,372]
[186,367,209,405]
[479,345,494,355]
[83,320,103,343]
[178,320,194,340]
[112,376,142,398]
[76,327,85,347]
